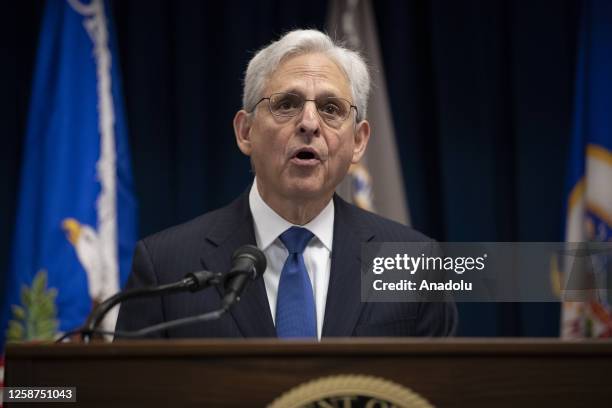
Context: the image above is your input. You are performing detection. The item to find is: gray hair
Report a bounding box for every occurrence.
[242,29,371,122]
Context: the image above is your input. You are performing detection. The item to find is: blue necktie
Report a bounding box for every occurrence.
[276,227,317,338]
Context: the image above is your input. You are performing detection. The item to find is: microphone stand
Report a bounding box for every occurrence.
[81,270,222,342]
[96,305,231,339]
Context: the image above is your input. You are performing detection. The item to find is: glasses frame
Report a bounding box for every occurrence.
[249,92,359,125]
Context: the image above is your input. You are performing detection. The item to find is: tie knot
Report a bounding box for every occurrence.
[280,227,314,254]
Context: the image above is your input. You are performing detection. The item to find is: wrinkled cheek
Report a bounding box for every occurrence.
[330,149,351,169]
[252,156,269,176]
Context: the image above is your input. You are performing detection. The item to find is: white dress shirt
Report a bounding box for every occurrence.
[249,179,333,339]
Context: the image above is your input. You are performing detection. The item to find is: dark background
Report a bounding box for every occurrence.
[4,0,580,336]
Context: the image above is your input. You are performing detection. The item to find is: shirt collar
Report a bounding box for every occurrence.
[249,178,334,251]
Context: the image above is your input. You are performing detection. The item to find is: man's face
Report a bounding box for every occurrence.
[234,52,370,205]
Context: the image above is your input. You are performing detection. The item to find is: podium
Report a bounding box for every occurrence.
[5,339,612,407]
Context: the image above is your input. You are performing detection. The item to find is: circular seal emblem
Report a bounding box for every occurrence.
[268,374,434,408]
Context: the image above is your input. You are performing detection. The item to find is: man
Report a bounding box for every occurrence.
[116,29,456,338]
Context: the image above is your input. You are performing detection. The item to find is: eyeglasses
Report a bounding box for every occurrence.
[250,92,358,127]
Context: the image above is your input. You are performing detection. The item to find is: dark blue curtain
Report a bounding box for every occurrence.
[4,0,579,336]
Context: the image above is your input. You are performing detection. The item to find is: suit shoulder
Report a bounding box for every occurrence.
[336,196,432,242]
[140,196,244,251]
[141,212,211,247]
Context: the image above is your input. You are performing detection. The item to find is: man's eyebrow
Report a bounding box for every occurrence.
[275,87,304,96]
[275,88,344,99]
[315,91,343,99]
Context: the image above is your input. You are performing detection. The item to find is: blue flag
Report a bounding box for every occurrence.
[1,0,137,345]
[561,0,612,338]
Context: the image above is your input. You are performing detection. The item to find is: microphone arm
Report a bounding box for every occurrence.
[82,270,222,341]
[99,305,229,339]
[76,245,267,342]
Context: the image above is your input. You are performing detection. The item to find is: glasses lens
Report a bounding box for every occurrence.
[316,97,350,123]
[267,93,353,125]
[269,93,303,117]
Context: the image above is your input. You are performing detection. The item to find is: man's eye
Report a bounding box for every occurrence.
[320,103,341,115]
[279,100,295,109]
[273,96,301,111]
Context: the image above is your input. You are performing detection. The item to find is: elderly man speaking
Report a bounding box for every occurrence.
[116,29,456,339]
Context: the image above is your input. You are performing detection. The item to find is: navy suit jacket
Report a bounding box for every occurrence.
[116,192,457,338]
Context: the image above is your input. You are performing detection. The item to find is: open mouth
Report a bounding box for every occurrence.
[296,150,316,160]
[290,148,321,166]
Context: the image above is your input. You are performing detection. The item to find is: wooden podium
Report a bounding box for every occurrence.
[5,339,612,407]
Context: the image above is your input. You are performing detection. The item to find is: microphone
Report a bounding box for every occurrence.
[222,245,267,308]
[106,247,266,338]
[77,245,266,341]
[81,269,222,341]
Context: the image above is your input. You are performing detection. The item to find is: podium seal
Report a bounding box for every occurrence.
[268,374,433,408]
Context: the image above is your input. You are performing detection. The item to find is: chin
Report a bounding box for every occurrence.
[283,176,329,199]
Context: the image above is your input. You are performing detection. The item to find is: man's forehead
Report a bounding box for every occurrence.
[264,53,351,98]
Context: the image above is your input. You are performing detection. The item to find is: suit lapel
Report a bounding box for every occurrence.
[199,192,276,337]
[322,196,374,337]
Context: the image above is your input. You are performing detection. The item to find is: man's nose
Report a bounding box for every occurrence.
[297,100,320,137]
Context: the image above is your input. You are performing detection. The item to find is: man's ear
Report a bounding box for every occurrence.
[351,119,371,163]
[233,110,252,156]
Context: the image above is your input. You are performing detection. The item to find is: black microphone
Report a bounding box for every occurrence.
[74,246,265,342]
[81,269,222,341]
[101,248,265,338]
[222,245,267,308]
